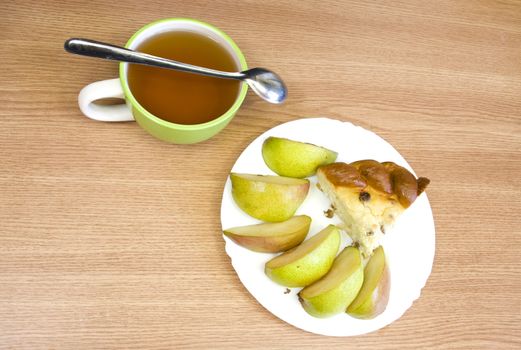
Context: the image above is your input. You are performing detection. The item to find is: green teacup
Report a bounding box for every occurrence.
[78,18,248,144]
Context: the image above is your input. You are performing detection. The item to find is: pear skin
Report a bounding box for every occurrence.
[298,246,364,318]
[262,137,338,178]
[230,173,310,222]
[223,215,312,253]
[347,246,390,319]
[265,225,340,287]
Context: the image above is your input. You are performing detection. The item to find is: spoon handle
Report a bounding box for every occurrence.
[64,38,243,80]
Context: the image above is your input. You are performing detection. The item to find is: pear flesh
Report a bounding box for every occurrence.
[230,173,310,222]
[298,246,364,318]
[223,215,312,253]
[347,246,390,319]
[262,137,338,178]
[265,225,340,287]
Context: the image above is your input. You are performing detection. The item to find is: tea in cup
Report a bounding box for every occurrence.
[77,18,248,144]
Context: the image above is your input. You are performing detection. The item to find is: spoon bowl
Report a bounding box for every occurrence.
[243,68,287,104]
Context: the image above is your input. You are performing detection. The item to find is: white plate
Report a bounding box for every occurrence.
[220,117,435,336]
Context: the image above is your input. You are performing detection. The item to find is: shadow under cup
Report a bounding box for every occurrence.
[119,18,248,144]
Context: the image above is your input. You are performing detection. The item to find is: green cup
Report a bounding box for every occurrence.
[78,18,248,144]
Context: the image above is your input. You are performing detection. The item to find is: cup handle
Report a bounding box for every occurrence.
[78,78,135,122]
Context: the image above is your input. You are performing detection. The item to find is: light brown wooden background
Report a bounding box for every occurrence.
[1,0,520,349]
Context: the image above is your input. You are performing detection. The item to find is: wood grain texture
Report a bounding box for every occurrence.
[1,0,520,348]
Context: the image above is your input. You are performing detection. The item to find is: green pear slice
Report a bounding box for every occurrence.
[347,246,390,319]
[298,246,364,318]
[262,137,338,178]
[223,215,312,253]
[265,225,340,287]
[230,173,310,222]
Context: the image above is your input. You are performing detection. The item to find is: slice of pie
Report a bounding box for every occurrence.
[316,160,430,257]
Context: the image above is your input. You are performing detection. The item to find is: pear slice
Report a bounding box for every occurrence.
[262,137,338,178]
[264,225,340,287]
[347,246,390,319]
[298,246,364,318]
[223,215,312,253]
[230,173,310,222]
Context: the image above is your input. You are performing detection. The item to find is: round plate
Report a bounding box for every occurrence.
[220,117,435,336]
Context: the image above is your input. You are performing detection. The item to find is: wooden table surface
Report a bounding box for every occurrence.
[1,0,520,349]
